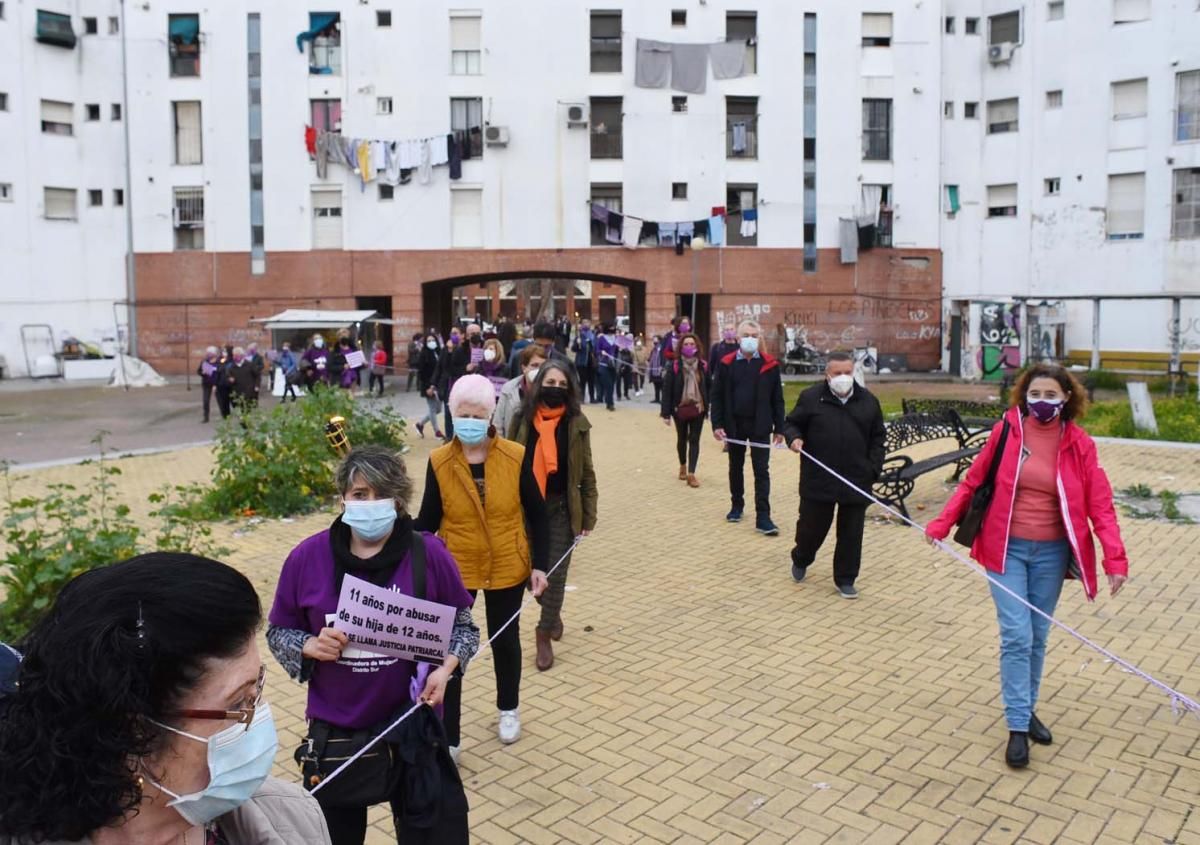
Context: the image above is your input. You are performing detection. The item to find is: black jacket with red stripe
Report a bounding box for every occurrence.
[710,350,786,439]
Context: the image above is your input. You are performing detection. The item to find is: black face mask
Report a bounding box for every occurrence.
[540,386,568,408]
[469,335,483,346]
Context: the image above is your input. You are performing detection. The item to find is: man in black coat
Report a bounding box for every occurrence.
[710,319,786,535]
[782,351,886,599]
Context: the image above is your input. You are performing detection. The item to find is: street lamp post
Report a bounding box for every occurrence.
[689,236,708,329]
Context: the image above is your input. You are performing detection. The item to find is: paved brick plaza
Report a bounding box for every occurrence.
[6,406,1199,844]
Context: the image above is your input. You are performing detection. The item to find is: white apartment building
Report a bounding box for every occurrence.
[1,0,1197,377]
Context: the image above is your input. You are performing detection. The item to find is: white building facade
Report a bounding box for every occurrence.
[1,0,1197,376]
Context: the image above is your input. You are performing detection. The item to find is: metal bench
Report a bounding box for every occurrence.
[872,410,984,519]
[900,398,1006,434]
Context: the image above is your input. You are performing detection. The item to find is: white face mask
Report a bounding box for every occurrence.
[525,366,539,384]
[483,349,496,362]
[828,374,854,396]
[426,340,438,350]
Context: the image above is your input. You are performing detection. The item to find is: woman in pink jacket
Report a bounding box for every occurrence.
[926,364,1128,769]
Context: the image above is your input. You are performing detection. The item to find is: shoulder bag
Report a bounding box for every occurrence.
[952,420,1010,547]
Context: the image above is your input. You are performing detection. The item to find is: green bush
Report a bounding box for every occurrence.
[1086,369,1126,391]
[1,440,231,643]
[205,387,407,518]
[1081,398,1200,443]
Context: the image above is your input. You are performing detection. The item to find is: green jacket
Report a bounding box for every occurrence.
[509,411,598,535]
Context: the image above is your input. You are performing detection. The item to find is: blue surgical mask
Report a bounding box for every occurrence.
[341,498,398,542]
[453,417,490,445]
[147,703,278,826]
[739,336,759,356]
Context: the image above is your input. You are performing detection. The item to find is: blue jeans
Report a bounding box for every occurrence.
[988,536,1069,731]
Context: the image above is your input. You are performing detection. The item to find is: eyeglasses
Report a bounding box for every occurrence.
[167,665,265,731]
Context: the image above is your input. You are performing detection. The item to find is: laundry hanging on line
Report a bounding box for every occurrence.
[588,203,758,249]
[634,38,750,93]
[307,128,465,188]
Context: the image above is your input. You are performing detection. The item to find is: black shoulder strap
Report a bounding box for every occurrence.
[983,420,1011,486]
[410,530,427,601]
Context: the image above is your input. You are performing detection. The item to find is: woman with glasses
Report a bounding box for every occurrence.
[0,552,331,844]
[267,445,479,845]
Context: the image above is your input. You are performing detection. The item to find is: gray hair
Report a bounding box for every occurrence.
[335,445,413,514]
[736,319,762,334]
[232,346,245,356]
[205,345,218,355]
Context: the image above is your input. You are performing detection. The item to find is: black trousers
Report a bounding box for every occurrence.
[369,373,384,395]
[652,377,663,403]
[442,582,524,746]
[580,365,597,402]
[201,384,214,420]
[215,386,232,418]
[323,799,403,845]
[726,429,771,517]
[675,416,704,473]
[792,498,867,586]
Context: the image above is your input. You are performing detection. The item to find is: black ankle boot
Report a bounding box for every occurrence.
[1006,731,1030,768]
[1028,713,1052,746]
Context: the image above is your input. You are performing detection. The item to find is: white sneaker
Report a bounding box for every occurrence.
[498,709,521,744]
[448,745,461,765]
[635,390,643,397]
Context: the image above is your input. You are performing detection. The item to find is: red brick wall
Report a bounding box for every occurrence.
[134,247,941,374]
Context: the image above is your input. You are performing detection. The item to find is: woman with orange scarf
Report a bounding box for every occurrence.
[508,361,599,671]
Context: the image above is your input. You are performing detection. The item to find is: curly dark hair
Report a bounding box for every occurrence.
[0,553,261,841]
[1009,363,1088,420]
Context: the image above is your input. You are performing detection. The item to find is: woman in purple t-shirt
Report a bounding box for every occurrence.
[267,446,479,845]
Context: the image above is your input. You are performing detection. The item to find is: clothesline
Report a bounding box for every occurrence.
[306,127,482,188]
[589,202,759,250]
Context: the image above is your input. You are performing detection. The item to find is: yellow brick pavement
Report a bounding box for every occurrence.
[4,409,1200,844]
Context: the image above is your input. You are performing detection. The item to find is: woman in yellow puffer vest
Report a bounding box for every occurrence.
[415,374,549,758]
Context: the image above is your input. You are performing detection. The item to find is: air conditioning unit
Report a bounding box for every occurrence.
[988,42,1016,64]
[565,103,588,128]
[484,125,509,147]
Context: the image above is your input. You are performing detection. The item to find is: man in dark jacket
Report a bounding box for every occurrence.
[226,346,259,412]
[783,350,886,599]
[708,325,740,374]
[710,319,786,535]
[571,321,598,403]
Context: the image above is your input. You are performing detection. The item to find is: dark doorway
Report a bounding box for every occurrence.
[356,295,393,359]
[575,300,592,321]
[675,293,713,351]
[949,314,962,376]
[599,297,617,326]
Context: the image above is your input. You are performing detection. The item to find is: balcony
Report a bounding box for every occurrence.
[590,129,623,160]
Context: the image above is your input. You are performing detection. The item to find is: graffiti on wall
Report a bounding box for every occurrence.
[978,302,1021,382]
[715,302,772,330]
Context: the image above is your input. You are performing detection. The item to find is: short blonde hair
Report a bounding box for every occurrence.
[483,338,505,361]
[448,373,496,415]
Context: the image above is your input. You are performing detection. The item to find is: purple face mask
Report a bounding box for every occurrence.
[1027,396,1063,423]
[679,323,691,333]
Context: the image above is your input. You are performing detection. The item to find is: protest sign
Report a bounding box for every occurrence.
[335,574,454,663]
[344,349,366,369]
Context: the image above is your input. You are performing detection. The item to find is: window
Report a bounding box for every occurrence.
[1107,172,1145,238]
[672,182,688,200]
[1048,1,1065,21]
[1173,169,1200,238]
[312,189,343,249]
[590,97,622,159]
[964,101,979,118]
[311,99,342,133]
[88,189,102,207]
[987,98,1019,133]
[377,97,393,115]
[1177,71,1200,142]
[945,16,956,34]
[727,96,757,158]
[108,16,119,34]
[85,103,100,121]
[0,183,11,202]
[40,100,73,135]
[113,188,124,206]
[36,10,76,48]
[450,14,481,75]
[1113,0,1150,24]
[379,184,394,200]
[376,10,391,27]
[306,13,341,75]
[672,96,688,113]
[862,13,892,47]
[451,187,483,248]
[1046,90,1063,109]
[727,184,758,246]
[0,92,8,111]
[987,184,1017,217]
[1112,78,1148,119]
[451,97,484,158]
[944,185,961,215]
[862,98,892,160]
[590,11,621,73]
[944,101,955,118]
[83,17,97,34]
[965,17,979,34]
[671,9,687,26]
[43,187,76,220]
[1045,177,1061,195]
[726,12,757,74]
[168,14,201,77]
[590,183,622,245]
[172,187,204,248]
[989,11,1020,44]
[864,184,893,246]
[173,101,203,164]
[112,103,122,120]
